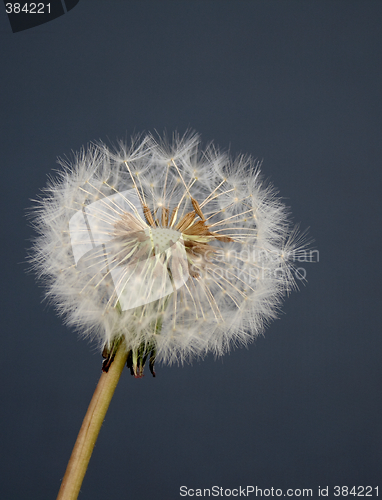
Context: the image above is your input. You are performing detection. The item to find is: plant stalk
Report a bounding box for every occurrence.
[56,342,128,500]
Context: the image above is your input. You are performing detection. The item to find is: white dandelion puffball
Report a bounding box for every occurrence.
[31,132,304,376]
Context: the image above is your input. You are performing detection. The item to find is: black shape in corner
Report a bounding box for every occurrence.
[63,0,79,12]
[4,0,80,33]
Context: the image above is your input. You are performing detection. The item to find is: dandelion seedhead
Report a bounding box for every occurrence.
[30,132,307,376]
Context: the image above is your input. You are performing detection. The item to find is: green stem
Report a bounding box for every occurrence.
[56,342,128,500]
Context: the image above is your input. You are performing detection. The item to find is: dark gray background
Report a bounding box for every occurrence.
[1,1,381,499]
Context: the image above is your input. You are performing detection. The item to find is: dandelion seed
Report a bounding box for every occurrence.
[30,132,308,377]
